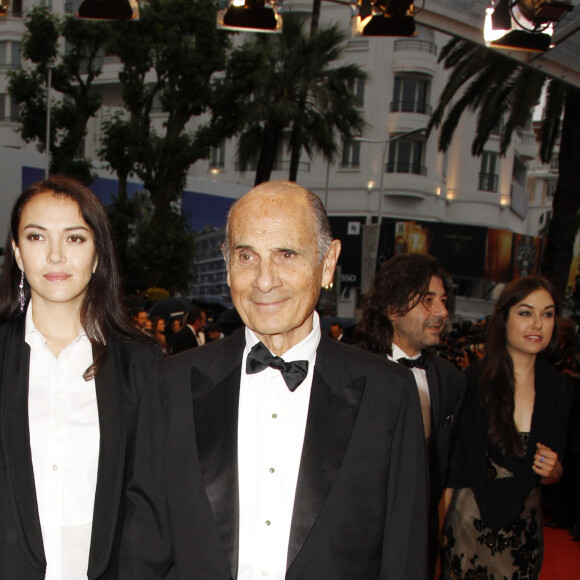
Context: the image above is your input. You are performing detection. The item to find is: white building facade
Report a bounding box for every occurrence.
[0,1,557,320]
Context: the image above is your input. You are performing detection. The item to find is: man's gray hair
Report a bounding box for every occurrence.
[221,182,333,264]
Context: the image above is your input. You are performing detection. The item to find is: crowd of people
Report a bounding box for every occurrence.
[0,175,577,580]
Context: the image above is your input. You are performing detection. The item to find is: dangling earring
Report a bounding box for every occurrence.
[18,270,26,312]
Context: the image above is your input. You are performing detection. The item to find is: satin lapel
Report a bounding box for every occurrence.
[0,317,46,569]
[87,340,124,577]
[193,335,244,580]
[425,356,441,429]
[287,337,366,569]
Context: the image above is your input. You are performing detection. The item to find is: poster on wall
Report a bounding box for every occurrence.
[511,234,541,279]
[484,228,513,283]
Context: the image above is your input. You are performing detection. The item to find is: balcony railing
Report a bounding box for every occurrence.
[390,100,432,115]
[235,160,311,172]
[394,39,437,55]
[385,162,427,176]
[478,172,498,192]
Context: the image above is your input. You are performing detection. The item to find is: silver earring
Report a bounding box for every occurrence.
[18,270,25,312]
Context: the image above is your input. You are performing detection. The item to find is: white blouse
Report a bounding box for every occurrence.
[26,306,99,580]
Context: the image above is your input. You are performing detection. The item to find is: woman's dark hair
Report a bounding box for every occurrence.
[0,176,152,379]
[480,276,560,458]
[355,253,454,354]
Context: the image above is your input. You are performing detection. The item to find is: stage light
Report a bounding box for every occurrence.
[353,0,417,37]
[484,0,572,52]
[73,0,139,21]
[217,0,282,33]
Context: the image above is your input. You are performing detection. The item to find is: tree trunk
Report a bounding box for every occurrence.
[288,121,303,182]
[117,172,128,202]
[540,89,580,302]
[255,123,281,185]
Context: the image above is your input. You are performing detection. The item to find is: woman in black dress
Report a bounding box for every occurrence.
[441,276,572,580]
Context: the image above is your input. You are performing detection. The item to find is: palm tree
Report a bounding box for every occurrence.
[236,13,367,185]
[427,38,580,299]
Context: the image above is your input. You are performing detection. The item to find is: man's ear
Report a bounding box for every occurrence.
[321,239,341,288]
[386,305,398,321]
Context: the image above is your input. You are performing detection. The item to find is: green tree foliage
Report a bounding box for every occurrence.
[8,6,108,182]
[428,38,580,298]
[100,0,259,219]
[235,13,368,185]
[107,192,196,291]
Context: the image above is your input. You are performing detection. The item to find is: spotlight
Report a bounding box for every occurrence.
[74,0,138,20]
[484,0,572,52]
[353,0,417,37]
[217,0,282,33]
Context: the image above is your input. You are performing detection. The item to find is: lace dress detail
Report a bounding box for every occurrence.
[441,433,543,580]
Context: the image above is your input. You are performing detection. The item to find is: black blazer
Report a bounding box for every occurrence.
[0,315,161,580]
[120,330,429,579]
[424,354,466,502]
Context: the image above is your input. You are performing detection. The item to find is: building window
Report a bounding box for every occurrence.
[1,41,21,69]
[12,0,23,16]
[0,94,5,122]
[386,137,426,175]
[10,95,18,122]
[340,139,360,169]
[349,78,365,107]
[490,118,503,136]
[478,151,498,192]
[391,75,430,114]
[209,140,226,170]
[11,41,20,68]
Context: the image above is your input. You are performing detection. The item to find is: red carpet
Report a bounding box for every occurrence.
[540,526,580,579]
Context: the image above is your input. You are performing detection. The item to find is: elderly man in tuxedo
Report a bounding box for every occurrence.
[356,253,466,579]
[120,181,429,579]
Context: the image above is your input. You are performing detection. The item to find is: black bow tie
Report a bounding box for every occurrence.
[397,354,428,370]
[246,342,309,391]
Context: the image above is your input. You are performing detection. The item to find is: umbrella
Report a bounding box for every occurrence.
[148,297,193,325]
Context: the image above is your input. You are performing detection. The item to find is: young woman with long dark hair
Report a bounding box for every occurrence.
[441,276,572,579]
[0,176,160,579]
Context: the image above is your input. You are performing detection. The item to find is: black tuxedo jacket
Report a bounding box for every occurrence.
[120,330,429,579]
[0,316,160,580]
[421,353,466,578]
[423,354,466,503]
[167,325,201,355]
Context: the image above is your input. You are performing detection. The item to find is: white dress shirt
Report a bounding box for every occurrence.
[389,343,431,439]
[26,306,100,580]
[237,313,321,580]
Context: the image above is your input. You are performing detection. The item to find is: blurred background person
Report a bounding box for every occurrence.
[0,176,160,579]
[167,305,206,354]
[132,307,148,330]
[150,315,168,353]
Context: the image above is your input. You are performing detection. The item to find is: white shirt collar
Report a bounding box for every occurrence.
[244,311,321,364]
[24,303,87,348]
[390,343,422,362]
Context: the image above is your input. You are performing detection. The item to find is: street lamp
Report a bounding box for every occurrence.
[354,126,426,226]
[45,65,53,179]
[354,126,427,292]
